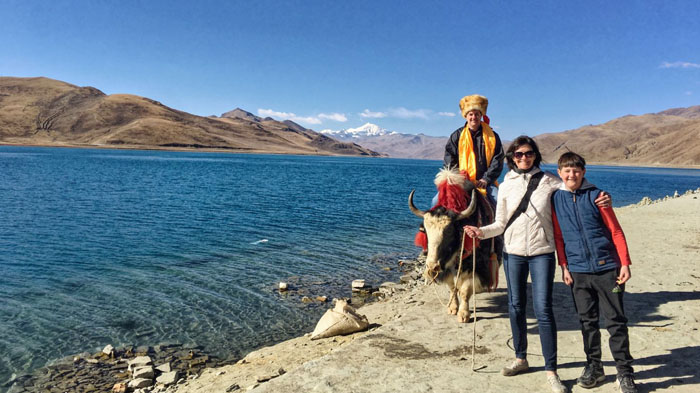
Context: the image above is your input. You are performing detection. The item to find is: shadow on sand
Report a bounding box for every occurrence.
[474,281,700,391]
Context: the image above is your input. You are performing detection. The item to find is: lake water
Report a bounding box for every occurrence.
[1,146,699,385]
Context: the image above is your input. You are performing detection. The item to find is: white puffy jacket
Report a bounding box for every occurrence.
[480,167,562,256]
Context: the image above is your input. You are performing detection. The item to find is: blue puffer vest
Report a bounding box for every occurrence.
[552,180,618,273]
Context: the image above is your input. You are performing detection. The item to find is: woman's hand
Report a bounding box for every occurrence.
[561,265,574,286]
[595,191,612,208]
[463,225,483,239]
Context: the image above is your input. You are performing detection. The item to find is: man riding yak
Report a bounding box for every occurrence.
[411,94,505,322]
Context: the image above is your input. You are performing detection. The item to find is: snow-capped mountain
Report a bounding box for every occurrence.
[319,122,395,139]
[319,122,446,160]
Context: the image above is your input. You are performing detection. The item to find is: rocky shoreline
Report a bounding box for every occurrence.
[2,258,424,393]
[5,189,700,393]
[2,343,235,393]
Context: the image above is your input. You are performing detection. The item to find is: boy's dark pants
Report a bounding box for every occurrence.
[570,269,634,376]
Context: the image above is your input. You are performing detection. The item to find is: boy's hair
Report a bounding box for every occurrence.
[505,135,542,170]
[558,151,586,169]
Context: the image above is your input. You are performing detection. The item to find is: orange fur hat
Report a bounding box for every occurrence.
[459,94,488,118]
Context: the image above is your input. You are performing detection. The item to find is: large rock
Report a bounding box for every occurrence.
[102,344,114,357]
[132,365,154,379]
[127,356,152,372]
[128,378,152,389]
[156,370,179,386]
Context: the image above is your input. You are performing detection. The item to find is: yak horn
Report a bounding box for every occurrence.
[456,189,477,221]
[408,189,426,218]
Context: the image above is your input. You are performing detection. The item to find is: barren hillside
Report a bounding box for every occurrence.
[0,77,380,157]
[534,107,700,166]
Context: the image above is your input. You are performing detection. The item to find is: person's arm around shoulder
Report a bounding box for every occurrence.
[597,193,632,284]
[551,202,573,286]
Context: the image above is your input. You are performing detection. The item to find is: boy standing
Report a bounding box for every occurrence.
[551,152,638,393]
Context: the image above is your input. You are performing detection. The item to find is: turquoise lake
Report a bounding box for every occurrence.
[1,145,699,385]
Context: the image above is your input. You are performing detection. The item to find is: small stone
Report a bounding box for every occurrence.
[382,267,391,271]
[301,296,313,303]
[128,378,153,389]
[155,363,171,373]
[351,279,366,289]
[86,358,99,364]
[278,282,288,291]
[225,384,240,392]
[257,375,272,382]
[216,370,226,376]
[135,346,150,354]
[111,382,127,393]
[315,296,328,302]
[103,344,115,357]
[133,365,154,379]
[155,371,179,386]
[127,356,152,372]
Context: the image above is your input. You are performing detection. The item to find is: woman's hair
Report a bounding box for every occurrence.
[505,135,542,170]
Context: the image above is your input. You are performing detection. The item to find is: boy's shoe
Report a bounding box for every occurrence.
[501,359,529,376]
[616,374,638,393]
[577,363,605,388]
[547,374,568,393]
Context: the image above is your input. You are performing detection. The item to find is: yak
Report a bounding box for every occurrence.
[409,167,503,323]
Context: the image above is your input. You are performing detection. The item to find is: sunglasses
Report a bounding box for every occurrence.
[513,151,535,159]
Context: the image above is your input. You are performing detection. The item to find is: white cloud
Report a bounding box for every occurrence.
[318,113,348,122]
[389,107,430,120]
[257,108,322,124]
[359,109,387,118]
[660,61,700,69]
[438,111,457,117]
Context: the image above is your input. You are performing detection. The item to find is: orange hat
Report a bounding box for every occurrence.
[459,95,488,119]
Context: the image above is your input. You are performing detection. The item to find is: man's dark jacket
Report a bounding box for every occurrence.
[443,124,505,185]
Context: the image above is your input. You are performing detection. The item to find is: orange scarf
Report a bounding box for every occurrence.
[458,123,497,195]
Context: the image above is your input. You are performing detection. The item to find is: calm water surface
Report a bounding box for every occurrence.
[1,146,698,385]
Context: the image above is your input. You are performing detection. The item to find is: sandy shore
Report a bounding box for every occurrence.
[169,192,700,393]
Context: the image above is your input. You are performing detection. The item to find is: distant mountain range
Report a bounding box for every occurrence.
[2,77,697,166]
[320,123,447,160]
[533,106,700,167]
[0,77,380,157]
[319,109,700,167]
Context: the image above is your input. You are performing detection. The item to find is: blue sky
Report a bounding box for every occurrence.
[1,0,699,139]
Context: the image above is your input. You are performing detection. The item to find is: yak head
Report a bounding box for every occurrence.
[408,168,477,281]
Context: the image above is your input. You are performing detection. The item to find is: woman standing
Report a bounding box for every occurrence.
[464,136,609,393]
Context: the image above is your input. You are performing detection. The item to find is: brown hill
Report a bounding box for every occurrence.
[0,77,380,156]
[533,106,700,167]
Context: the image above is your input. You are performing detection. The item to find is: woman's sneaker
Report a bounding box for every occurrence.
[501,359,529,376]
[616,374,638,393]
[547,374,568,393]
[577,363,605,388]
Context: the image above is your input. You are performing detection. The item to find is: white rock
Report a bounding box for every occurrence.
[278,282,288,291]
[102,344,114,356]
[128,356,152,372]
[351,279,365,289]
[128,378,153,389]
[156,370,179,386]
[133,365,154,379]
[155,363,171,373]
